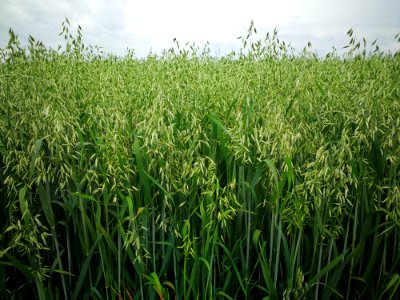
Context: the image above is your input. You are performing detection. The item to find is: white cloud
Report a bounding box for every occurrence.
[0,0,399,57]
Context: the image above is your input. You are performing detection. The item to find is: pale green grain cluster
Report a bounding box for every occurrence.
[0,21,400,299]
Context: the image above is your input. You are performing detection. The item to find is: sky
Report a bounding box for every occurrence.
[0,0,399,58]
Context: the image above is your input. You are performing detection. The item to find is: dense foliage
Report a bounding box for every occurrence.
[1,21,400,299]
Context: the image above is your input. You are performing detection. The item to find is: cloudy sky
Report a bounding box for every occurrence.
[0,0,399,57]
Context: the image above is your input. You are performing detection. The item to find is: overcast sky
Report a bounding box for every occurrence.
[0,0,399,58]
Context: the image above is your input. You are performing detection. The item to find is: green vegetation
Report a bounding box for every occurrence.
[1,20,399,299]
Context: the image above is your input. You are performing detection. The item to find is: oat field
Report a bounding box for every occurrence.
[1,21,400,299]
